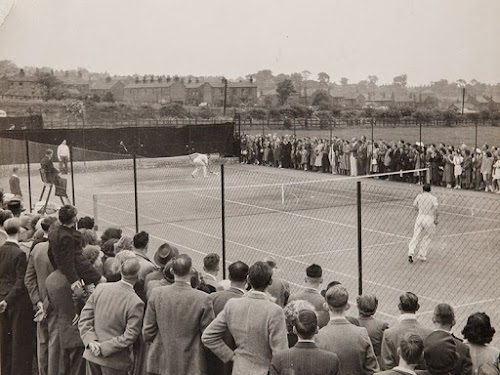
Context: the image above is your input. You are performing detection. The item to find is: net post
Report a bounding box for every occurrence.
[221,164,226,280]
[25,139,32,213]
[70,145,76,206]
[357,180,363,295]
[133,154,139,233]
[93,194,99,231]
[281,184,285,205]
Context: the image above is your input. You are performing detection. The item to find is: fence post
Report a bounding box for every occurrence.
[133,154,139,233]
[221,164,226,279]
[93,194,99,231]
[25,140,32,212]
[357,181,362,295]
[70,145,76,206]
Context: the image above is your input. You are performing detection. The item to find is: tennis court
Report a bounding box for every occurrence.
[4,158,500,345]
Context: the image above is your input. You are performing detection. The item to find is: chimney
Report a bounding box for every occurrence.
[249,76,253,84]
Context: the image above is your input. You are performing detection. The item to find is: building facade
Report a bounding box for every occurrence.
[123,79,257,106]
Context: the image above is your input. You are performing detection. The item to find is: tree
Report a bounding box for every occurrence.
[290,73,303,93]
[36,72,62,100]
[301,70,311,80]
[276,79,296,105]
[317,72,330,85]
[105,76,112,83]
[0,60,19,75]
[103,92,115,103]
[368,75,379,87]
[456,79,467,87]
[252,69,274,84]
[312,90,331,107]
[393,74,408,87]
[340,77,349,86]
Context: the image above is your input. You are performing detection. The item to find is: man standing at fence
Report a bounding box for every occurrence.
[57,140,70,175]
[189,152,210,178]
[9,167,22,198]
[408,183,438,263]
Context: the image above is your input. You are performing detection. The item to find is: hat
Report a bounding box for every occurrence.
[154,243,179,267]
[423,331,458,374]
[7,199,24,215]
[325,285,349,308]
[306,264,322,278]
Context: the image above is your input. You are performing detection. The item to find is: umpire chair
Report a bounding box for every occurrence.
[39,169,69,214]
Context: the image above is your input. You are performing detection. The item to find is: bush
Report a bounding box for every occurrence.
[160,103,190,118]
[248,107,268,120]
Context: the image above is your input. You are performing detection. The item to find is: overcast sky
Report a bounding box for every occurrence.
[0,0,498,85]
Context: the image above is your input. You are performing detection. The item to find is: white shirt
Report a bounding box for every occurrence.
[57,144,70,159]
[413,192,438,217]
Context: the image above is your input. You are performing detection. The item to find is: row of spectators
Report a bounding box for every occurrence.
[0,204,499,375]
[240,134,500,193]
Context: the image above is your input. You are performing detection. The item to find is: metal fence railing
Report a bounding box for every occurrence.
[1,139,499,347]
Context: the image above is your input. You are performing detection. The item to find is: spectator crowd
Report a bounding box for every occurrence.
[240,133,500,193]
[0,201,499,375]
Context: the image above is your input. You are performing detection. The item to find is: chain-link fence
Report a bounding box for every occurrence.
[1,138,499,346]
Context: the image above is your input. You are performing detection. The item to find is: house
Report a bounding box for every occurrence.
[90,80,125,101]
[344,93,366,108]
[393,93,414,108]
[123,79,186,104]
[2,75,45,99]
[466,95,490,111]
[124,78,257,106]
[366,92,393,108]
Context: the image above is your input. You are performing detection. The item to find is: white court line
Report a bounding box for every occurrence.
[80,194,431,306]
[439,227,500,238]
[78,205,397,317]
[417,296,500,316]
[196,192,412,240]
[161,219,439,305]
[287,240,408,259]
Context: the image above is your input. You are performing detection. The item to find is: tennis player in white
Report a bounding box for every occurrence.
[408,183,438,263]
[189,153,209,178]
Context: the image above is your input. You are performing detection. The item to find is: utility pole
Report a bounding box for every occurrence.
[461,87,466,115]
[222,77,228,116]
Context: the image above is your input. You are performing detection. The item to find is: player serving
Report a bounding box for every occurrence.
[189,152,210,178]
[408,183,438,263]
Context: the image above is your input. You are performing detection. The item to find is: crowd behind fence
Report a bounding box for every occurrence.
[1,139,500,349]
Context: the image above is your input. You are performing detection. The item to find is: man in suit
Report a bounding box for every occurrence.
[375,333,424,375]
[0,218,34,375]
[270,309,340,375]
[201,253,223,293]
[316,284,379,375]
[0,209,13,247]
[380,292,432,370]
[46,269,86,375]
[79,258,145,375]
[40,148,59,184]
[202,261,288,375]
[288,263,329,328]
[49,205,105,300]
[24,220,59,375]
[264,257,290,307]
[206,261,249,375]
[432,303,472,375]
[30,216,57,253]
[420,331,459,375]
[144,242,178,290]
[143,254,215,375]
[9,167,22,198]
[132,231,156,302]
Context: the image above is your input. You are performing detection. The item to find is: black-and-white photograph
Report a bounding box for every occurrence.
[0,1,499,374]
